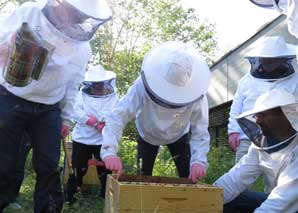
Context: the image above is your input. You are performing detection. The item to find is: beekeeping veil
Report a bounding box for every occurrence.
[237,88,298,152]
[246,36,297,80]
[41,0,112,41]
[82,65,116,98]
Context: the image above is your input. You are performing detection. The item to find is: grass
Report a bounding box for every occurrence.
[10,149,105,213]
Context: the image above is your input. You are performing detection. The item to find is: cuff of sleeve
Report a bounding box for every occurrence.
[100,145,117,160]
[62,119,73,127]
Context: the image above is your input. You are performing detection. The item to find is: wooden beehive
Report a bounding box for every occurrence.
[104,174,223,213]
[63,141,99,185]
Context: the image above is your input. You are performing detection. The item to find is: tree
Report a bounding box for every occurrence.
[91,0,218,95]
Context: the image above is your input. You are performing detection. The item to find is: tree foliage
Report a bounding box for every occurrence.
[91,0,218,95]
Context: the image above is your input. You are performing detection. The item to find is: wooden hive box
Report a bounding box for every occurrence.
[104,174,223,213]
[63,141,99,185]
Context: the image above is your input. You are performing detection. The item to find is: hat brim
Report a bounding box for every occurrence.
[237,102,298,119]
[246,43,297,58]
[66,0,112,20]
[142,42,210,105]
[85,70,116,82]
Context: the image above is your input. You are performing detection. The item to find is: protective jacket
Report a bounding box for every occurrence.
[0,2,92,125]
[72,90,118,145]
[228,72,298,139]
[101,77,210,168]
[214,136,298,212]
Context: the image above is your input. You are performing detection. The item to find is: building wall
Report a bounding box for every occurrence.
[208,15,298,145]
[208,15,298,108]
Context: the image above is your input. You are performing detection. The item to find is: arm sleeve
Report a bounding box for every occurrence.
[228,80,245,135]
[60,46,90,126]
[71,91,89,124]
[255,152,298,212]
[213,146,262,203]
[189,95,210,168]
[100,79,142,159]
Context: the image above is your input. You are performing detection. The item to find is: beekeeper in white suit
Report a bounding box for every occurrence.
[249,0,298,50]
[101,41,211,183]
[215,88,298,213]
[0,0,111,211]
[228,36,298,162]
[70,65,118,198]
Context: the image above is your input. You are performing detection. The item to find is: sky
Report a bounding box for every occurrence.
[182,0,278,57]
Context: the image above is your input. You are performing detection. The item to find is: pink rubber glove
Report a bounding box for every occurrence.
[103,156,122,178]
[188,163,206,183]
[95,122,105,133]
[86,116,98,126]
[228,132,240,152]
[61,125,70,138]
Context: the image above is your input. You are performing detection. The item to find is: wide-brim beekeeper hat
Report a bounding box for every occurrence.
[141,41,211,106]
[84,65,116,82]
[237,88,298,150]
[83,65,116,98]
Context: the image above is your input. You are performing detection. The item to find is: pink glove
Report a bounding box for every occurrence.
[86,116,98,126]
[103,156,122,178]
[188,163,206,183]
[95,122,105,133]
[228,132,240,152]
[61,125,70,138]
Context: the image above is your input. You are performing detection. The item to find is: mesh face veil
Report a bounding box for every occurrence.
[42,0,111,41]
[247,56,296,80]
[82,79,115,98]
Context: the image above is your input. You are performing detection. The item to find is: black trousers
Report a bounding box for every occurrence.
[137,134,190,177]
[12,133,32,201]
[0,86,63,212]
[71,141,111,197]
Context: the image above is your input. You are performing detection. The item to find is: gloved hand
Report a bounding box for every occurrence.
[95,122,105,133]
[188,163,206,183]
[103,155,122,178]
[228,132,240,152]
[86,116,98,126]
[61,124,70,138]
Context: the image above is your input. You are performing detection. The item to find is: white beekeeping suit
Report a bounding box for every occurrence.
[228,36,298,162]
[72,65,119,145]
[215,89,298,212]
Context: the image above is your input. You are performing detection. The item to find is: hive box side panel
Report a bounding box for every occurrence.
[104,175,223,213]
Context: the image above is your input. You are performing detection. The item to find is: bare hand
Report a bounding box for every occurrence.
[188,163,206,183]
[103,155,122,178]
[228,132,240,152]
